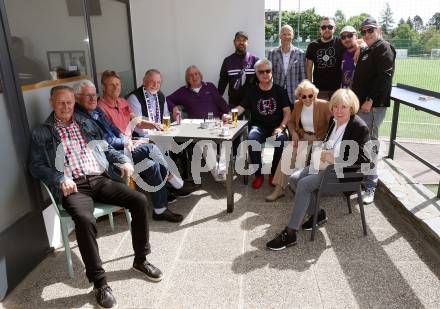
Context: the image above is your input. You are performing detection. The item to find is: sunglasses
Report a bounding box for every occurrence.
[320,25,334,30]
[257,69,271,75]
[340,33,354,40]
[361,28,376,35]
[301,94,314,99]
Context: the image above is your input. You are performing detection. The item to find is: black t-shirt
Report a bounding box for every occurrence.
[241,83,290,128]
[306,38,344,91]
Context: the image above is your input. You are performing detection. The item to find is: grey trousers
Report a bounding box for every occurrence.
[287,166,325,230]
[357,107,387,189]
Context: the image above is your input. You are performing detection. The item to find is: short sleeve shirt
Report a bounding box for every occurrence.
[306,38,344,91]
[98,97,132,135]
[241,84,290,128]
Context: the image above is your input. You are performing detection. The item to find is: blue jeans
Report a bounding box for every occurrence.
[248,126,287,176]
[131,144,168,209]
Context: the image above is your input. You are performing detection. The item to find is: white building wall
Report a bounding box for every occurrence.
[129,0,265,95]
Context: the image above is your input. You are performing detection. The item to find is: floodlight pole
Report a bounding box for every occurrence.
[278,0,282,45]
[297,0,301,44]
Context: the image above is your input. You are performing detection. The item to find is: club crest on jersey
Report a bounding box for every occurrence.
[257,98,277,115]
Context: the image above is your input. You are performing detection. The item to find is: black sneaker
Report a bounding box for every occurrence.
[266,228,297,251]
[132,261,164,282]
[167,192,177,204]
[94,285,117,309]
[302,209,328,231]
[152,208,183,222]
[171,181,200,197]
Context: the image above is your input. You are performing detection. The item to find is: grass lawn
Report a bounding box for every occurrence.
[379,58,440,140]
[425,184,439,195]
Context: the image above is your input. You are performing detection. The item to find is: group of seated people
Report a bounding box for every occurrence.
[29,56,371,308]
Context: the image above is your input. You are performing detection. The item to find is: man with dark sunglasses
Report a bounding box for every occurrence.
[339,26,362,88]
[306,17,345,100]
[352,16,396,205]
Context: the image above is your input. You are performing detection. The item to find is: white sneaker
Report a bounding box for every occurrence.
[363,188,375,205]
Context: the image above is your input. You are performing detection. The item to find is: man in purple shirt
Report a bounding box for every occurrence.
[167,65,230,119]
[167,65,230,182]
[340,26,360,88]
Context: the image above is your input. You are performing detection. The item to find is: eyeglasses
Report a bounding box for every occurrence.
[257,69,272,75]
[320,25,334,30]
[301,94,314,99]
[79,94,97,99]
[361,28,376,35]
[340,33,354,40]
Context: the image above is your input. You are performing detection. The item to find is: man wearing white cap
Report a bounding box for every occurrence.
[339,25,361,88]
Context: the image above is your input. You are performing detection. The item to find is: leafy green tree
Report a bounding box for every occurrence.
[405,17,413,29]
[412,15,424,33]
[346,13,370,31]
[381,2,394,35]
[392,23,419,50]
[334,10,346,25]
[265,22,275,41]
[271,9,322,42]
[428,12,440,30]
[425,32,440,52]
[295,8,322,41]
[419,26,440,53]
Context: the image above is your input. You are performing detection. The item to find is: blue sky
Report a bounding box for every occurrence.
[265,0,439,27]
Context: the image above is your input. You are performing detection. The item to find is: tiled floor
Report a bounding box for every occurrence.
[2,171,440,309]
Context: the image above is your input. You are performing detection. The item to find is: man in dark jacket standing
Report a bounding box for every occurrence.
[352,16,396,204]
[218,31,259,108]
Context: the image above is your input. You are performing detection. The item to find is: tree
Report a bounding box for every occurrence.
[405,17,413,29]
[381,2,394,35]
[346,13,371,31]
[334,10,346,25]
[412,15,424,33]
[265,22,275,41]
[392,23,418,49]
[428,12,440,30]
[425,32,440,52]
[420,26,440,53]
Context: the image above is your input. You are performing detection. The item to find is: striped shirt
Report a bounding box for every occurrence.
[54,118,102,179]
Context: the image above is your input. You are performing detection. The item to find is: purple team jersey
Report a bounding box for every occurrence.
[341,50,356,88]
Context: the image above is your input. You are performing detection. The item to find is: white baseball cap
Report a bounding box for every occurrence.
[340,26,357,34]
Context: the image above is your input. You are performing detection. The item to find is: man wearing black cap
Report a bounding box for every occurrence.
[352,16,396,205]
[218,31,259,108]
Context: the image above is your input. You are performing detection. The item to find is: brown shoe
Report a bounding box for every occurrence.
[265,185,285,202]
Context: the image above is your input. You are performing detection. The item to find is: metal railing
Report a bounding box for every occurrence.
[388,84,440,197]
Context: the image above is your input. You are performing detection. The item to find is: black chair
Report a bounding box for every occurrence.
[310,164,367,241]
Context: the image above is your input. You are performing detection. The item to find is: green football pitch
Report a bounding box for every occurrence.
[380,58,440,140]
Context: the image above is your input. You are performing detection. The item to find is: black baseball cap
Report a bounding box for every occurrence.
[234,31,249,40]
[360,16,378,29]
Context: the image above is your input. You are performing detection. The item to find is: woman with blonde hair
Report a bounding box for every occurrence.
[266,88,370,251]
[266,79,331,202]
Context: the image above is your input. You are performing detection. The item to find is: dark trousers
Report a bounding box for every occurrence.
[62,175,151,284]
[248,125,287,176]
[131,144,168,209]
